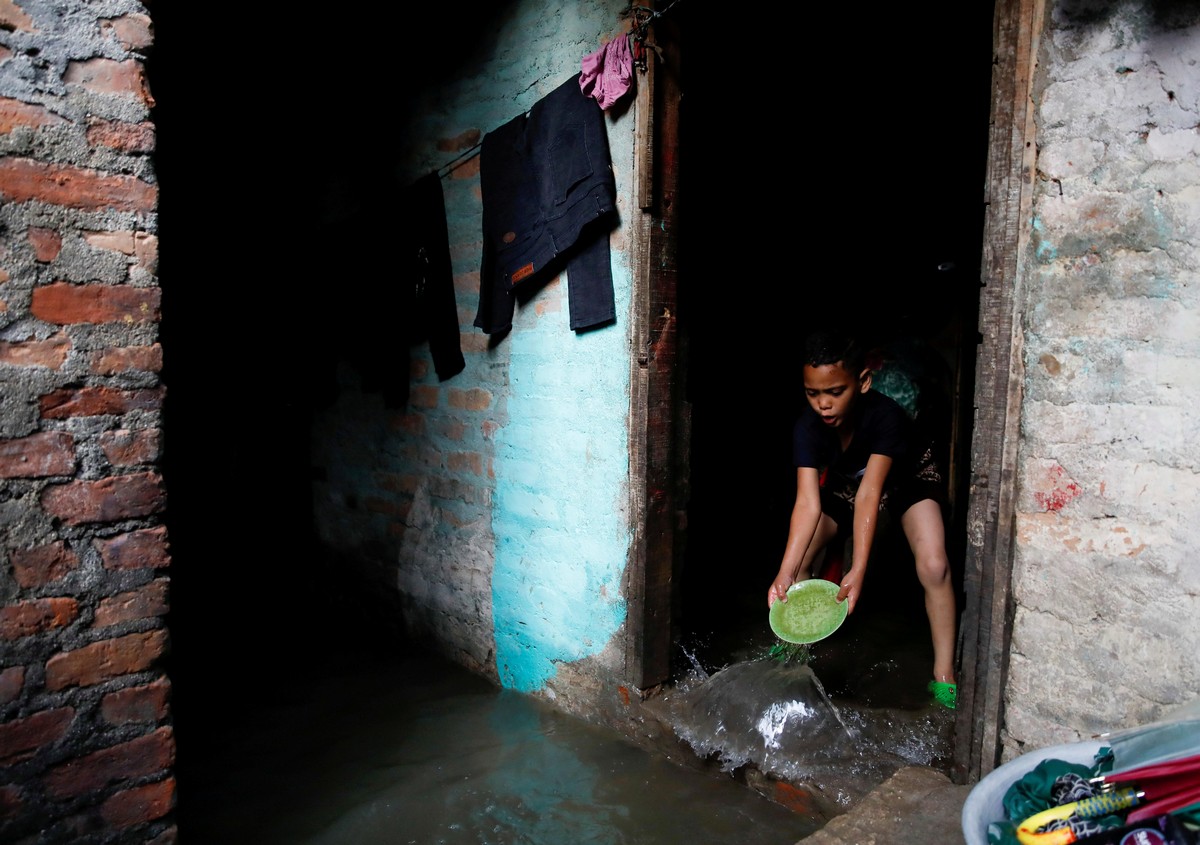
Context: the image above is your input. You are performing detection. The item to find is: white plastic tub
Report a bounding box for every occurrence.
[961,740,1105,845]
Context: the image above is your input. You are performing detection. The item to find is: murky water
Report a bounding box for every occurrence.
[175,560,953,845]
[175,643,819,845]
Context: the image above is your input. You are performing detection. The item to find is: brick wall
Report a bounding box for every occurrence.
[0,2,174,842]
[310,0,638,709]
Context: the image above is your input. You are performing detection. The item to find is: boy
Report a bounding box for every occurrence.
[766,331,958,709]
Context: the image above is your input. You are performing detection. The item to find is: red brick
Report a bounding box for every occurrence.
[44,727,174,799]
[101,13,154,52]
[31,282,160,325]
[0,597,79,639]
[99,428,161,466]
[64,58,153,107]
[83,230,138,254]
[410,385,439,408]
[96,527,170,571]
[45,630,168,691]
[83,230,159,272]
[448,387,492,411]
[441,510,471,527]
[437,418,467,440]
[0,431,75,478]
[0,784,24,822]
[29,227,62,262]
[454,270,481,295]
[534,286,562,315]
[86,118,156,154]
[11,541,81,588]
[436,129,482,153]
[460,332,489,354]
[374,474,418,499]
[0,158,157,213]
[773,780,821,816]
[41,472,166,525]
[91,343,163,375]
[40,385,164,419]
[0,3,34,32]
[451,155,481,179]
[100,678,170,726]
[94,578,168,628]
[0,331,71,368]
[447,451,483,475]
[389,412,425,435]
[0,707,75,764]
[101,777,174,828]
[0,666,25,704]
[134,232,158,271]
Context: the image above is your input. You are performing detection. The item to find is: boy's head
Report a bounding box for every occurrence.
[803,331,866,374]
[802,331,872,429]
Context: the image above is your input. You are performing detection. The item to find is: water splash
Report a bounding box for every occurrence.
[650,654,954,807]
[677,643,711,684]
[757,699,820,749]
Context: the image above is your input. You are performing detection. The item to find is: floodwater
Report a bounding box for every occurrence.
[174,638,817,845]
[173,576,954,845]
[659,601,957,812]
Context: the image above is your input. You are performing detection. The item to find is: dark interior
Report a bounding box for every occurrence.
[675,3,996,682]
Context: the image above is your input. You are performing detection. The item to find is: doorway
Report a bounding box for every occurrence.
[668,2,996,707]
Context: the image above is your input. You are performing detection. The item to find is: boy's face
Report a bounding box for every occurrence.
[803,361,872,430]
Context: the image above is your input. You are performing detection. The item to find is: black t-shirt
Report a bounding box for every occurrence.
[792,390,913,492]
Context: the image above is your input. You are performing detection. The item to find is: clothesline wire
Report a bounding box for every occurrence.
[433,0,686,181]
[436,141,484,179]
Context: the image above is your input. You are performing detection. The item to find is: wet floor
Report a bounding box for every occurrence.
[173,636,818,845]
[172,560,954,845]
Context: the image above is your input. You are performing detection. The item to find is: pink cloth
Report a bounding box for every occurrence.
[579,35,633,110]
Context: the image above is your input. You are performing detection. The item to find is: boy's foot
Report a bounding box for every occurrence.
[928,680,956,710]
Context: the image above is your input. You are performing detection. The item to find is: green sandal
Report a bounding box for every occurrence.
[928,681,957,710]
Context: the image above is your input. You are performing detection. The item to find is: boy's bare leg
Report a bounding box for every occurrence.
[770,512,841,606]
[900,499,957,683]
[795,513,840,582]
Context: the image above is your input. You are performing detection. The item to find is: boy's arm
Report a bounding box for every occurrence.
[838,453,893,613]
[768,466,823,607]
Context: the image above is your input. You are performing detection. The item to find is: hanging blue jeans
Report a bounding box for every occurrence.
[474,72,617,335]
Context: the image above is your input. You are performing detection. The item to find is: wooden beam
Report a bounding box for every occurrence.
[625,11,684,691]
[954,0,1044,785]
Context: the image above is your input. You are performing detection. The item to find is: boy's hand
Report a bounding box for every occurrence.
[837,570,864,614]
[767,578,792,608]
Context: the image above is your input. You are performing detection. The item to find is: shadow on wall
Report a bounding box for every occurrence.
[146,1,514,733]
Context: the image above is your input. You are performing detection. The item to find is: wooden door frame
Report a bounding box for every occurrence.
[953,0,1044,784]
[625,7,684,691]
